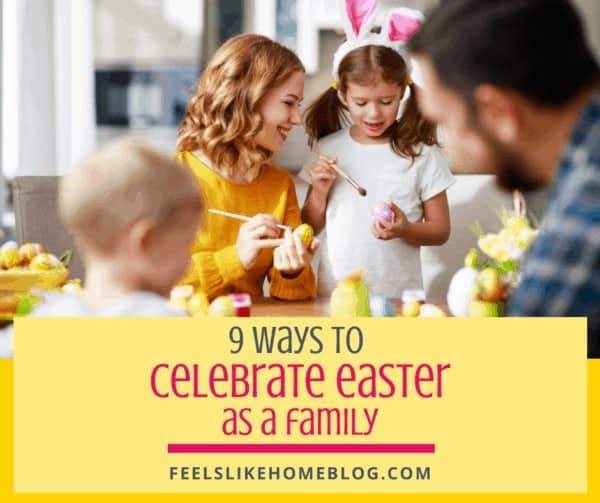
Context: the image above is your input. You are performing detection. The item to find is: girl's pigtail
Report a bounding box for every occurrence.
[391,82,439,159]
[303,87,349,148]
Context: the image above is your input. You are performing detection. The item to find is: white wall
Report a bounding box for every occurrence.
[573,0,600,60]
[94,0,202,65]
[2,0,95,178]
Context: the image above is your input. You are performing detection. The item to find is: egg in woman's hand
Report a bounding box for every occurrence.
[293,223,314,248]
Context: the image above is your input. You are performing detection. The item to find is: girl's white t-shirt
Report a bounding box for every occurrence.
[299,127,455,297]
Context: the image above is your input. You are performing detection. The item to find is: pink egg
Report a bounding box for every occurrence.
[371,201,394,224]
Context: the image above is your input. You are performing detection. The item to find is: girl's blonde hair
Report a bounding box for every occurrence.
[304,45,439,160]
[177,34,304,180]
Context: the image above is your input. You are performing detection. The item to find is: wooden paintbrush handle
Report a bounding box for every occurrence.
[314,146,367,196]
[208,209,290,230]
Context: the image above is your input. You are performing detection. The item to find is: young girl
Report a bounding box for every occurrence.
[301,2,455,297]
[177,34,319,301]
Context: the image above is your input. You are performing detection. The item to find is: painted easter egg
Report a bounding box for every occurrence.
[419,303,446,317]
[293,223,314,248]
[29,253,64,272]
[208,295,235,317]
[20,242,44,262]
[0,248,23,269]
[447,267,479,317]
[371,201,394,224]
[1,241,19,251]
[169,285,194,312]
[187,292,209,317]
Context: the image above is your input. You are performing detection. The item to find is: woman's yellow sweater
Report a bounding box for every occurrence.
[176,151,317,301]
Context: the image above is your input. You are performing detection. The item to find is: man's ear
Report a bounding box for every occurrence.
[473,84,521,144]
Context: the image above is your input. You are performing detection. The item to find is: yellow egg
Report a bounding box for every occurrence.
[62,281,83,294]
[19,242,44,262]
[401,300,421,317]
[169,285,194,312]
[0,248,23,269]
[419,304,446,317]
[468,300,502,317]
[476,268,505,302]
[187,292,209,317]
[293,223,314,248]
[208,296,235,317]
[29,253,65,272]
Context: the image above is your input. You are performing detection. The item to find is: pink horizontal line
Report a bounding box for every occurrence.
[168,443,435,454]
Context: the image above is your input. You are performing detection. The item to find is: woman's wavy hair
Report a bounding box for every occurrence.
[177,34,304,180]
[304,45,439,160]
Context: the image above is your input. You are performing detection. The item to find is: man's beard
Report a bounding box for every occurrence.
[482,133,548,193]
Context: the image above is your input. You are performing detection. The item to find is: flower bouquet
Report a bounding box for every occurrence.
[447,192,538,317]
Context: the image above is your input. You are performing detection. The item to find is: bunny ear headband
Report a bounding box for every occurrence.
[332,0,424,88]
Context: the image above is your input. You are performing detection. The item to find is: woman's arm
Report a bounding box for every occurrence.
[269,177,318,300]
[183,214,282,299]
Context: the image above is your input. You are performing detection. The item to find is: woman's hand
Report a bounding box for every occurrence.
[236,214,283,270]
[273,229,320,277]
[308,155,337,198]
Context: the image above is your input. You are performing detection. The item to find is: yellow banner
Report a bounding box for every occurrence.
[7,318,588,495]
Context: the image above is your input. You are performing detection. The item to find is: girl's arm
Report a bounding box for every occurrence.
[301,186,328,235]
[300,156,337,235]
[372,191,451,246]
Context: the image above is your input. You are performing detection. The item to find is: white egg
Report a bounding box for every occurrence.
[1,240,19,251]
[447,267,479,317]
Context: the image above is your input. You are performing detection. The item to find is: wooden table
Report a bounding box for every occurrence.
[250,297,448,316]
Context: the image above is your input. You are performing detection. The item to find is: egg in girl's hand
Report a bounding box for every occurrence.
[371,201,394,224]
[293,223,314,248]
[29,253,65,272]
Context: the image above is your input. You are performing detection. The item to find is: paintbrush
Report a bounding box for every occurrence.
[208,209,291,231]
[314,146,367,197]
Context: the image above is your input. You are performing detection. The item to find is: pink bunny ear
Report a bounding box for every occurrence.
[388,11,423,42]
[346,0,378,37]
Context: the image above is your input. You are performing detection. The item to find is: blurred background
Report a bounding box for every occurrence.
[0,1,599,292]
[2,0,600,201]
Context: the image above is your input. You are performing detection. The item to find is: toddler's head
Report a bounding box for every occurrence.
[59,139,204,296]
